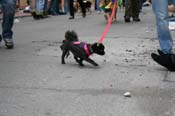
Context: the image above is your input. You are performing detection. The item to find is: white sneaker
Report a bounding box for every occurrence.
[97,11,101,14]
[4,38,14,49]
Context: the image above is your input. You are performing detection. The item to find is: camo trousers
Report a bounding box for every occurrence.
[124,0,140,18]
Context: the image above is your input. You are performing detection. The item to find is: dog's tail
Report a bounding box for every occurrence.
[65,30,79,41]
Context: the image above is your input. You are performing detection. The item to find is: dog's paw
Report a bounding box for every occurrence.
[94,63,99,66]
[79,63,84,66]
[62,62,66,64]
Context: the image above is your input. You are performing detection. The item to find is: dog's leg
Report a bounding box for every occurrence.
[74,56,84,66]
[84,58,99,66]
[113,7,117,22]
[79,58,84,66]
[61,50,68,64]
[104,13,108,21]
[74,56,79,63]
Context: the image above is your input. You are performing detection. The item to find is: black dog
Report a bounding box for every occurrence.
[60,30,105,66]
[83,0,92,14]
[74,0,92,14]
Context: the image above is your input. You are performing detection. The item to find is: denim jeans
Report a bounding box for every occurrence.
[96,0,101,12]
[43,0,48,13]
[36,0,45,14]
[64,0,69,13]
[1,0,16,39]
[49,0,59,14]
[152,0,174,54]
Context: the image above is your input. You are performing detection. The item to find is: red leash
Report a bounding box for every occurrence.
[98,0,117,43]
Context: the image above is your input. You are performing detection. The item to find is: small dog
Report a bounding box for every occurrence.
[60,30,105,66]
[73,0,92,15]
[83,0,92,14]
[100,0,118,22]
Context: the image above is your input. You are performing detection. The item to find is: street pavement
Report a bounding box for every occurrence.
[0,6,175,116]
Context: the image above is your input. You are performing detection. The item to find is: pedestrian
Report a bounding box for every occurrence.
[48,0,59,15]
[68,0,86,19]
[30,0,48,19]
[0,0,17,49]
[63,0,69,14]
[124,0,140,22]
[96,0,102,13]
[151,0,175,71]
[58,0,67,15]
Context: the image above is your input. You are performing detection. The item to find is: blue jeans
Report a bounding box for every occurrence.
[64,0,69,13]
[96,0,101,12]
[36,0,45,14]
[1,0,16,39]
[152,0,175,54]
[44,0,48,13]
[49,0,59,14]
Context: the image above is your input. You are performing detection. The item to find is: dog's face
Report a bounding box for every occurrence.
[91,43,105,55]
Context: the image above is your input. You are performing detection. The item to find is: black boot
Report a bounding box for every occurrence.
[151,52,175,71]
[82,13,86,18]
[124,16,130,22]
[133,17,140,22]
[31,12,40,20]
[157,49,166,56]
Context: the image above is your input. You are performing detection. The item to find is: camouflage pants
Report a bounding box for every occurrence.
[124,0,140,18]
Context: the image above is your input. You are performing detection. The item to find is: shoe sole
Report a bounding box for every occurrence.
[5,43,14,49]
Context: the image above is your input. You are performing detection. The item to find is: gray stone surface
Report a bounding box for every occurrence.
[0,7,175,116]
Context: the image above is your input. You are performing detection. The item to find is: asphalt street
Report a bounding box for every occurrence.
[0,6,175,116]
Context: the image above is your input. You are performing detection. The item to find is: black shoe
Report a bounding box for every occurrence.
[4,38,14,49]
[82,13,86,18]
[39,14,47,19]
[69,16,74,19]
[133,17,140,22]
[59,12,66,15]
[31,12,40,20]
[151,53,175,71]
[124,16,130,22]
[51,12,58,16]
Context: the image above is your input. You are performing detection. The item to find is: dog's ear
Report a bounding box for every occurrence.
[70,30,78,40]
[65,30,78,41]
[65,30,71,40]
[96,43,105,49]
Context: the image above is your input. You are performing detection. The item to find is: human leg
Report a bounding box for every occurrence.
[96,0,102,12]
[48,0,59,15]
[69,0,74,19]
[152,0,173,54]
[1,0,17,49]
[151,0,175,71]
[131,0,140,21]
[124,0,131,22]
[64,0,69,13]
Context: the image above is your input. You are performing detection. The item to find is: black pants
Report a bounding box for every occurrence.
[69,0,86,17]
